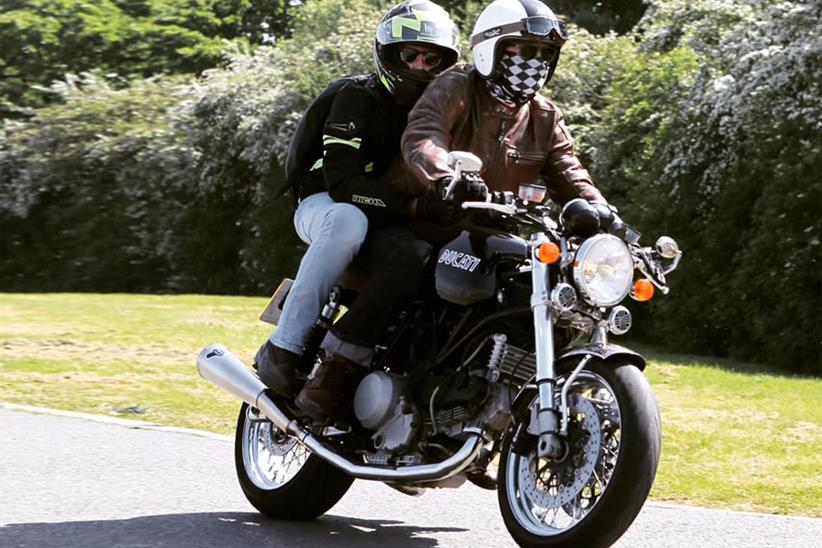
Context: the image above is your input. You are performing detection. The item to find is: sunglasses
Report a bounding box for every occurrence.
[504,41,557,62]
[399,47,443,68]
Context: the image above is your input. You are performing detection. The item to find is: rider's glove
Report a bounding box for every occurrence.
[454,177,489,203]
[416,186,460,225]
[591,202,617,230]
[434,176,453,199]
[437,175,488,204]
[591,202,641,244]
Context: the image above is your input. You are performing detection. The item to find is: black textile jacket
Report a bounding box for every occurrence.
[284,74,415,223]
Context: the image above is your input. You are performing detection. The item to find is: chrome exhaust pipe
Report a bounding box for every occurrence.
[196,343,303,438]
[196,344,265,407]
[196,343,485,482]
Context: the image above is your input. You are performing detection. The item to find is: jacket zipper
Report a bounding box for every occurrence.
[490,119,510,181]
[509,150,546,164]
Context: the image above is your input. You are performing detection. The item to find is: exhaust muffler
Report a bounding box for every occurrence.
[196,344,264,407]
[196,343,485,482]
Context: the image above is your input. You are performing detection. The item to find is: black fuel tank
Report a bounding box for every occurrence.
[435,227,528,305]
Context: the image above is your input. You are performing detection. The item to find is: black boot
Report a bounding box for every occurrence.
[295,354,367,420]
[254,341,300,397]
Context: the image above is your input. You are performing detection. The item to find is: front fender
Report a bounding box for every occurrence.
[510,344,646,415]
[556,343,646,371]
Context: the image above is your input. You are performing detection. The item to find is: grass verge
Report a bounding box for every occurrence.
[1,293,819,516]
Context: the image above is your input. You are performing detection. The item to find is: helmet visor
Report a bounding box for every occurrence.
[377,17,456,46]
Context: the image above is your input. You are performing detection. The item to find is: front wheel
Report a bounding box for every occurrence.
[498,361,661,547]
[234,403,354,520]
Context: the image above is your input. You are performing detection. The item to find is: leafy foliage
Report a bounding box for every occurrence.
[1,0,819,373]
[1,0,383,294]
[0,74,196,290]
[185,0,383,292]
[438,0,648,35]
[578,0,822,374]
[0,0,300,116]
[551,0,648,34]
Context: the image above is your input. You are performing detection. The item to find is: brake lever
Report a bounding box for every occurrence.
[632,246,670,294]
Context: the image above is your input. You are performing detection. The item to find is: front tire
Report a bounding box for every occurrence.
[498,360,661,547]
[234,403,354,520]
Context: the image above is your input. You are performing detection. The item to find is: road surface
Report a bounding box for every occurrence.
[1,405,819,547]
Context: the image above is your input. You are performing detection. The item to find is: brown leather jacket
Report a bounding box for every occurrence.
[401,64,606,206]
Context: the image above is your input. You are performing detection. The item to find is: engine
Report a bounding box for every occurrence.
[353,334,534,457]
[353,372,418,453]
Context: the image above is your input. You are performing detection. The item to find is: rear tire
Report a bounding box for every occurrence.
[498,360,661,547]
[234,403,354,520]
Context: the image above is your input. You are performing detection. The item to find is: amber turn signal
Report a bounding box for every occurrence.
[632,279,655,301]
[537,242,561,264]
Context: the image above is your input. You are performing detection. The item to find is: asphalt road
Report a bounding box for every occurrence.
[1,405,819,548]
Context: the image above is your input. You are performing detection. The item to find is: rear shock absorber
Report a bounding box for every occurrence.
[298,286,341,375]
[486,334,507,382]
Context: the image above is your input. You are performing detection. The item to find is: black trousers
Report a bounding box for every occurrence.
[330,225,433,349]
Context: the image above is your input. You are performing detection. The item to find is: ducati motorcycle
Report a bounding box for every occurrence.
[197,152,682,547]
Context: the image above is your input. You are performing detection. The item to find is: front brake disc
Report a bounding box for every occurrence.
[518,395,602,508]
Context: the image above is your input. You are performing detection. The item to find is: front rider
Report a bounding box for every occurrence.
[402,0,610,211]
[255,1,460,401]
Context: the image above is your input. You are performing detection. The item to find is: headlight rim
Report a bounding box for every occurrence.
[572,234,634,307]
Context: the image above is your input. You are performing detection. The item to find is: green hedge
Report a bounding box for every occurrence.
[1,0,820,373]
[1,0,382,294]
[584,0,822,374]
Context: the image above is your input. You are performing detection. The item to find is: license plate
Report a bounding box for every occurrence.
[258,278,294,325]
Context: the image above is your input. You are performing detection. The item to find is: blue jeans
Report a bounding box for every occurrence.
[269,192,368,354]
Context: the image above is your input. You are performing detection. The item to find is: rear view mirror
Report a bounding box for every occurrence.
[518,184,547,203]
[655,236,680,259]
[446,151,483,173]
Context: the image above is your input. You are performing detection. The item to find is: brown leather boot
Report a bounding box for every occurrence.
[295,354,368,420]
[253,341,300,397]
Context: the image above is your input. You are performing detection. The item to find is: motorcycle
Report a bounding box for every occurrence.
[197,151,682,547]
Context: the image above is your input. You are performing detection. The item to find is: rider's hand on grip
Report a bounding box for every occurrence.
[591,202,641,244]
[454,176,488,203]
[416,186,459,225]
[591,202,617,230]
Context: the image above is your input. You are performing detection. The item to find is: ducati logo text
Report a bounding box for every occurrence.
[352,195,386,207]
[438,249,481,272]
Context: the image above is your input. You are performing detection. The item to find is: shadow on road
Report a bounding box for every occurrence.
[0,511,469,547]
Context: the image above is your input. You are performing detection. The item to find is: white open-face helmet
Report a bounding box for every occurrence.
[470,0,567,80]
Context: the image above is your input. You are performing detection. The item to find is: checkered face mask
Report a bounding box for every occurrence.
[495,53,550,104]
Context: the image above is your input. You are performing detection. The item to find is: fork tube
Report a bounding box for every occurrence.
[530,237,563,458]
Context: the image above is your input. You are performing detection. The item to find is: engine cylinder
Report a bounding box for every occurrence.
[353,372,403,429]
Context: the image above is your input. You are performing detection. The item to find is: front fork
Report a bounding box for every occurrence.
[530,238,564,458]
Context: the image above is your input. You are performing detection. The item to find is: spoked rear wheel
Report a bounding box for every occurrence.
[234,403,354,520]
[498,361,660,547]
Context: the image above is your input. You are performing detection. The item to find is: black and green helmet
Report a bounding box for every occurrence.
[374,1,460,105]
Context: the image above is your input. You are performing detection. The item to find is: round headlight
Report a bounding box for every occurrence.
[573,235,634,307]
